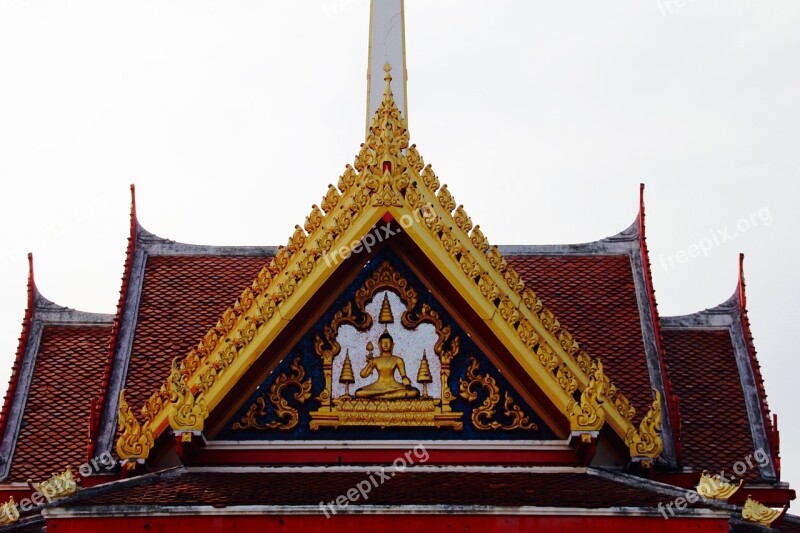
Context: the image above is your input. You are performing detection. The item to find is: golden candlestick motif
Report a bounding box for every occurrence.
[417,349,433,398]
[339,349,355,398]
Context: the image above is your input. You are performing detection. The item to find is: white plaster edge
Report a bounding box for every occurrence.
[205,439,570,451]
[186,464,587,474]
[43,504,730,519]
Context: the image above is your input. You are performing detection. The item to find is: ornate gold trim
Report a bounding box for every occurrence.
[232,358,312,430]
[167,358,208,433]
[696,470,743,501]
[116,389,154,460]
[625,388,663,459]
[131,63,652,463]
[459,356,537,431]
[28,466,77,502]
[567,359,607,432]
[742,495,785,527]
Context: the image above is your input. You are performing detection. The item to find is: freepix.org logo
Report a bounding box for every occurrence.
[322,205,435,269]
[319,444,430,518]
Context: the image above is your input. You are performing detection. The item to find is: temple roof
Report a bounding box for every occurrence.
[0,256,114,483]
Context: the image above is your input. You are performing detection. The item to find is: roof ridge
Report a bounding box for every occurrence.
[0,254,36,447]
[498,217,638,256]
[136,222,277,257]
[636,184,681,467]
[91,184,139,462]
[737,253,778,479]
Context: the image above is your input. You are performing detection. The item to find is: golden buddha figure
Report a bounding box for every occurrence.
[354,331,420,399]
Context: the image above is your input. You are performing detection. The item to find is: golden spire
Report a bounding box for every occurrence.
[339,349,355,398]
[379,292,394,324]
[417,349,432,397]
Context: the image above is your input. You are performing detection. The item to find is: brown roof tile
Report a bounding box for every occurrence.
[8,325,111,481]
[507,255,653,421]
[70,469,682,509]
[662,328,761,480]
[122,255,269,412]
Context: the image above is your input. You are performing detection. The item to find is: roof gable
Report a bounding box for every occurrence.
[115,65,664,466]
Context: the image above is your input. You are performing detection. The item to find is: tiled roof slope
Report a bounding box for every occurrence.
[66,468,697,509]
[123,254,270,417]
[507,254,652,422]
[661,328,761,480]
[0,257,114,482]
[660,274,778,482]
[8,324,112,481]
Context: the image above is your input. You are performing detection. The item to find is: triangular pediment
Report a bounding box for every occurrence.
[215,252,558,441]
[115,67,663,464]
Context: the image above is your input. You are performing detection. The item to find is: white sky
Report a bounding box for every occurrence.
[0,1,798,489]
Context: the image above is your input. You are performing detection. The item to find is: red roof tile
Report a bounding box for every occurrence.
[122,255,269,413]
[507,255,653,421]
[70,469,685,509]
[661,328,761,480]
[8,324,111,481]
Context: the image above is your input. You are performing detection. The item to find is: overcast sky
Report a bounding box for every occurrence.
[1,0,798,489]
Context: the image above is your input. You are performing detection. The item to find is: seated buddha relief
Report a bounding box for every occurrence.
[354,330,420,400]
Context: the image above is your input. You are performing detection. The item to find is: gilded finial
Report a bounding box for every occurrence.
[379,292,395,324]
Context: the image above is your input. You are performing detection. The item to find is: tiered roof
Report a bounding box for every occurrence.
[0,66,793,530]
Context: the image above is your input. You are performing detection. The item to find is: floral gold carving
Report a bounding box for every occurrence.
[232,358,312,431]
[742,496,785,527]
[167,358,208,432]
[625,388,663,459]
[696,471,743,501]
[459,356,537,431]
[28,466,77,502]
[116,389,154,460]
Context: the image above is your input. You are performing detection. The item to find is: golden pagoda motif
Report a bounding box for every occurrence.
[417,349,433,398]
[378,292,394,324]
[339,349,355,398]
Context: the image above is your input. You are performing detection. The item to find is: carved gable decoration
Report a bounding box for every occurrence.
[218,255,555,440]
